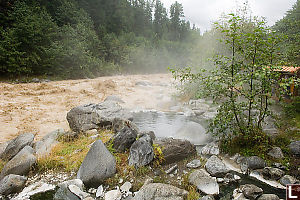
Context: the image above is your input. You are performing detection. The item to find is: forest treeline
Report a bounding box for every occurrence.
[0,0,200,78]
[0,0,299,79]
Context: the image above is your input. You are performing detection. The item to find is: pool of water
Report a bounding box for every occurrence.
[131,110,212,145]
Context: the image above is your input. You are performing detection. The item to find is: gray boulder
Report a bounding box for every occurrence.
[239,184,263,200]
[67,101,132,133]
[201,142,220,156]
[112,126,137,152]
[77,140,116,187]
[154,138,196,164]
[1,133,34,160]
[279,175,299,186]
[0,142,8,158]
[0,146,36,179]
[262,167,285,180]
[128,135,154,167]
[54,179,86,200]
[138,131,156,141]
[205,155,230,177]
[289,141,300,155]
[34,129,65,157]
[132,183,188,200]
[241,156,266,173]
[267,147,284,159]
[0,174,27,195]
[257,194,280,200]
[188,169,219,195]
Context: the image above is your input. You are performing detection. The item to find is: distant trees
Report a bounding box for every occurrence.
[274,0,300,66]
[0,0,199,78]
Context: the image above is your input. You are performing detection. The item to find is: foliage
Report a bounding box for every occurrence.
[0,0,200,78]
[152,144,165,167]
[274,0,300,65]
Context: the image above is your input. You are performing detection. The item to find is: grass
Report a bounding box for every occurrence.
[35,129,113,172]
[0,159,6,172]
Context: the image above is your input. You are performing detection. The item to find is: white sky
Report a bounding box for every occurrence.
[161,0,297,33]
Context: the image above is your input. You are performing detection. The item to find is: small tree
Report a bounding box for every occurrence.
[171,13,286,148]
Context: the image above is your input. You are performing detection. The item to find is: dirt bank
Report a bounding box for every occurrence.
[0,74,176,142]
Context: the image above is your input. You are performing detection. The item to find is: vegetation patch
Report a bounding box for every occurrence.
[35,130,113,172]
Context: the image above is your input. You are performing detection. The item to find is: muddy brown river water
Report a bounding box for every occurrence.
[0,74,176,142]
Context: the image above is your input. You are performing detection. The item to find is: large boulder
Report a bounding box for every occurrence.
[241,156,266,173]
[0,142,8,158]
[54,179,89,200]
[128,135,154,167]
[0,174,27,195]
[257,194,280,200]
[262,167,285,181]
[67,101,132,133]
[34,129,65,157]
[77,140,116,187]
[205,155,230,177]
[132,183,188,200]
[289,141,300,156]
[267,147,284,159]
[1,133,34,160]
[0,146,36,179]
[239,184,263,200]
[153,138,196,164]
[112,126,138,152]
[188,169,219,195]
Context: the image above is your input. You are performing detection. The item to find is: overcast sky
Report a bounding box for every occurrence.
[161,0,296,33]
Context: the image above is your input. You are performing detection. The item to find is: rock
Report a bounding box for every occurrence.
[262,116,278,136]
[272,163,286,170]
[104,95,125,103]
[128,135,154,167]
[279,175,299,186]
[239,184,263,200]
[138,131,156,141]
[77,140,116,187]
[96,185,104,198]
[199,195,215,200]
[68,184,90,199]
[112,126,137,152]
[34,129,65,157]
[188,169,219,195]
[67,101,132,133]
[31,78,40,83]
[165,164,178,174]
[0,146,36,178]
[120,182,132,193]
[262,167,285,180]
[257,194,280,200]
[1,133,34,160]
[13,181,55,200]
[175,121,211,145]
[201,142,220,156]
[267,147,284,159]
[205,155,230,177]
[132,183,188,200]
[105,188,122,200]
[0,142,8,158]
[154,138,196,164]
[186,159,201,168]
[232,188,248,200]
[54,179,84,200]
[289,141,300,155]
[241,156,266,173]
[0,174,27,195]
